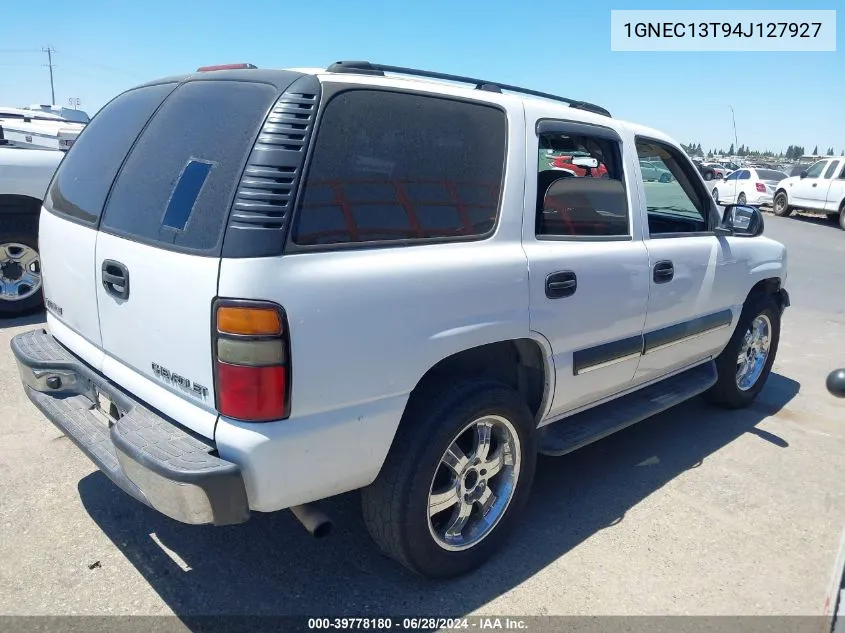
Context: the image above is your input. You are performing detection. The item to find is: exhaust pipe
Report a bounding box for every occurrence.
[290,504,333,538]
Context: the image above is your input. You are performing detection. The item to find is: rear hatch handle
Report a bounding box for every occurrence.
[102,260,130,300]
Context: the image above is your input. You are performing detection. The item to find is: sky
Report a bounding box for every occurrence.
[1,0,842,155]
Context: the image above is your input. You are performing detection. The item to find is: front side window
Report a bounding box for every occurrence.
[724,171,741,181]
[737,170,751,180]
[536,129,628,238]
[635,138,710,236]
[805,161,827,179]
[292,90,507,246]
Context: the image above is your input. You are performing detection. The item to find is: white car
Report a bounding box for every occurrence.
[711,167,788,208]
[0,147,65,316]
[772,158,845,230]
[11,61,789,579]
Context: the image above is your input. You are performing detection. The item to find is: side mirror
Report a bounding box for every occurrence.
[571,156,599,169]
[827,368,845,398]
[800,170,808,179]
[719,204,764,237]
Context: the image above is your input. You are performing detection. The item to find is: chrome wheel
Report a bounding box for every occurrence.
[736,314,771,391]
[427,414,521,552]
[0,243,41,301]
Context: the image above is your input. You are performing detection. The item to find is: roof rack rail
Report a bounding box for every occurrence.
[325,61,611,118]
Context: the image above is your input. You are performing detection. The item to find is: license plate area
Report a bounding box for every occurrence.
[90,388,120,427]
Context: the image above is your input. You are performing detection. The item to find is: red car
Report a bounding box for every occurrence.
[550,154,608,178]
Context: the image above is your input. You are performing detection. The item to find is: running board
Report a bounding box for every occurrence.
[538,361,717,456]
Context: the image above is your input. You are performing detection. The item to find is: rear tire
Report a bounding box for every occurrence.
[839,203,845,231]
[772,191,793,217]
[0,215,43,318]
[705,293,780,409]
[361,379,537,578]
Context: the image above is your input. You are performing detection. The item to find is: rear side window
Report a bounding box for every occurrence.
[101,80,278,254]
[292,90,506,246]
[45,83,175,224]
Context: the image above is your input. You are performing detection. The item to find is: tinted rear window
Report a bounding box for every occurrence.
[45,83,176,224]
[292,89,506,246]
[756,169,787,181]
[101,80,278,255]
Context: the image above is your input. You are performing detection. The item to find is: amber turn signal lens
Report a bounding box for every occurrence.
[217,306,282,336]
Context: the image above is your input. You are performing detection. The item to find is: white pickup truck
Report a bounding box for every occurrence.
[772,158,845,230]
[11,61,790,579]
[0,146,64,316]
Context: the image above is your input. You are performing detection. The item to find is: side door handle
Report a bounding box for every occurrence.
[653,260,674,284]
[546,271,577,299]
[102,260,130,300]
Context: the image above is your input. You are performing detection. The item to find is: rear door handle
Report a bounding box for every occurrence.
[653,260,674,284]
[546,271,577,299]
[102,260,130,300]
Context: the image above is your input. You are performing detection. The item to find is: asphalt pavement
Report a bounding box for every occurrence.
[0,213,843,620]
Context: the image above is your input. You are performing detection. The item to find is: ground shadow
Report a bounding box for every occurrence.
[788,213,839,229]
[78,373,800,624]
[0,310,46,329]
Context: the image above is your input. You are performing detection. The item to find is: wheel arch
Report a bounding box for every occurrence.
[0,194,42,217]
[405,336,554,425]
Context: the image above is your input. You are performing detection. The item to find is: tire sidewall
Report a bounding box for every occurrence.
[773,192,790,216]
[400,383,537,578]
[716,295,781,405]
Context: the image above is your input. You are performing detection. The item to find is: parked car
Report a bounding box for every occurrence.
[711,168,788,207]
[11,60,789,579]
[639,159,674,182]
[693,159,717,181]
[0,147,66,316]
[703,162,732,179]
[773,158,845,229]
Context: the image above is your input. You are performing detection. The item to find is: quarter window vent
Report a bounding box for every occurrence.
[228,87,319,233]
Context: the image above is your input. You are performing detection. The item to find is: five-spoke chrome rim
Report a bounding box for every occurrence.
[427,415,521,552]
[736,314,771,391]
[0,243,41,301]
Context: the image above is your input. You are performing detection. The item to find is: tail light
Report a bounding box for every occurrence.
[756,183,766,192]
[213,300,290,422]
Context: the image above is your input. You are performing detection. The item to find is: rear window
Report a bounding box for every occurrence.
[292,90,506,246]
[45,83,176,224]
[756,169,787,181]
[100,80,278,255]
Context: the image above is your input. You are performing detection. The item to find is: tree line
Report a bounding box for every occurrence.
[681,142,843,160]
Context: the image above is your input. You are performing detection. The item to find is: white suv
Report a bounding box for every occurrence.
[12,61,790,579]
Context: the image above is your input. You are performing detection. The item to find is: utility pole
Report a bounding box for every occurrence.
[42,46,56,105]
[728,105,739,158]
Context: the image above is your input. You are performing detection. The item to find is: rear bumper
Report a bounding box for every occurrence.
[11,328,249,526]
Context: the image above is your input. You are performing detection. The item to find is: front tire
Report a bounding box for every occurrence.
[0,215,43,318]
[839,203,845,231]
[773,191,793,217]
[706,293,780,409]
[362,379,537,578]
[703,171,714,181]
